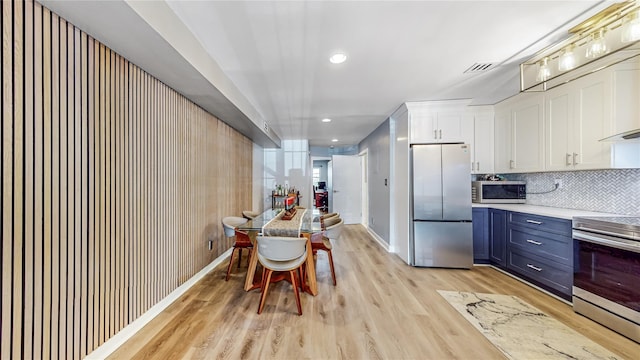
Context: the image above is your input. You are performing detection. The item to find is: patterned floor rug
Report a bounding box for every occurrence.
[438,290,621,360]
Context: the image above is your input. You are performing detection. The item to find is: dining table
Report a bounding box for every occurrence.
[235,208,323,296]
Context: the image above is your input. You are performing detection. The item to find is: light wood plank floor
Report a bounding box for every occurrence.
[110,225,639,359]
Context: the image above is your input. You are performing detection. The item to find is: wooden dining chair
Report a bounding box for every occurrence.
[256,235,308,315]
[311,216,343,286]
[222,216,251,281]
[314,212,339,224]
[242,210,260,220]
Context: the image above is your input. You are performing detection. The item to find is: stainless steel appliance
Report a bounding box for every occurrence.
[471,181,526,204]
[572,216,640,343]
[410,144,472,268]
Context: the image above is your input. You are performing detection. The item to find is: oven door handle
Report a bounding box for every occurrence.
[573,230,640,253]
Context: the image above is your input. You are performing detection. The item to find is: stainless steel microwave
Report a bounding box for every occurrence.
[472,181,526,204]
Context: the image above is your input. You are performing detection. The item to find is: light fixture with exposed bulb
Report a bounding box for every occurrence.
[558,44,576,72]
[585,28,608,58]
[621,8,640,43]
[536,57,551,82]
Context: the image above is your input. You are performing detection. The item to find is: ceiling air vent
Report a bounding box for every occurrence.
[463,63,494,74]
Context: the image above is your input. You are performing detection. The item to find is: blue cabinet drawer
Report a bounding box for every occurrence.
[508,212,571,236]
[508,226,572,266]
[507,249,572,296]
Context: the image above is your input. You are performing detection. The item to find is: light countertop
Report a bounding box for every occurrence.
[471,203,621,220]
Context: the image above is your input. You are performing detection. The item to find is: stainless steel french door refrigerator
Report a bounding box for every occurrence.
[410,144,472,268]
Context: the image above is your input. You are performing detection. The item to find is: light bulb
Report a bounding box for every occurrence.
[586,28,608,58]
[558,45,576,72]
[621,9,640,43]
[536,58,551,82]
[329,53,347,64]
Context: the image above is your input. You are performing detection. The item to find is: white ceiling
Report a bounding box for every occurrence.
[42,0,610,148]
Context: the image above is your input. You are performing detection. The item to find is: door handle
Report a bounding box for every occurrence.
[333,190,339,193]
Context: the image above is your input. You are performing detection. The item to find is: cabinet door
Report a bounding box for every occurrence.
[409,110,438,143]
[436,111,465,143]
[489,209,507,267]
[573,71,611,170]
[512,95,544,172]
[472,208,490,262]
[545,87,572,171]
[493,105,512,173]
[611,59,640,135]
[473,112,494,174]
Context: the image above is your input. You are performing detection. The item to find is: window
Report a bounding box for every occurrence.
[313,167,320,185]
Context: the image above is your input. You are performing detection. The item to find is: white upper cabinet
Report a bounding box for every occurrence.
[494,104,512,173]
[611,59,640,135]
[494,93,545,173]
[408,100,470,144]
[545,70,611,171]
[462,106,494,174]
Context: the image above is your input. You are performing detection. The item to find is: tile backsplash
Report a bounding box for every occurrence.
[500,169,640,216]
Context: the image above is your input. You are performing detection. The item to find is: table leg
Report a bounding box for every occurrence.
[303,234,318,296]
[244,231,261,291]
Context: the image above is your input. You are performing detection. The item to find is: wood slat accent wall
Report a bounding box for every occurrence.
[1,1,253,358]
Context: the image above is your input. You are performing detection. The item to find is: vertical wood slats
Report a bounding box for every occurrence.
[1,1,253,358]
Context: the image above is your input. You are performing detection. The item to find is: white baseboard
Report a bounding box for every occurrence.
[366,227,390,252]
[85,248,233,359]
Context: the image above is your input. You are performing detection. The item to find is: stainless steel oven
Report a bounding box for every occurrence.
[572,216,640,343]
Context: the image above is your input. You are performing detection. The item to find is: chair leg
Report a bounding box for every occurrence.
[246,248,252,267]
[299,261,307,292]
[327,250,337,286]
[225,248,238,281]
[237,248,243,268]
[290,269,302,315]
[257,269,273,314]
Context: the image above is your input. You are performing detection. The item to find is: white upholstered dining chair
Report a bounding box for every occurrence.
[255,235,308,315]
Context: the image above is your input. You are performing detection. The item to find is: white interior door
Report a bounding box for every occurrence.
[331,155,362,224]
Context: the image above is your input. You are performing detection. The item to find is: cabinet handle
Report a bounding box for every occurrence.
[509,160,515,169]
[566,153,572,166]
[526,239,542,245]
[526,220,543,225]
[439,129,442,139]
[434,129,438,139]
[573,153,578,165]
[471,162,475,171]
[476,162,480,171]
[526,264,543,272]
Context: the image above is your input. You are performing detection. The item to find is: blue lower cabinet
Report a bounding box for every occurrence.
[480,208,574,300]
[472,208,490,263]
[506,212,573,300]
[507,249,573,300]
[489,209,507,268]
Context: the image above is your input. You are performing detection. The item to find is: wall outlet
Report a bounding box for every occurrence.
[554,179,563,189]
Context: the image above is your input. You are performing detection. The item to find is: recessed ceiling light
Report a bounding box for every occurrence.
[329,53,347,64]
[331,139,339,142]
[322,118,332,123]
